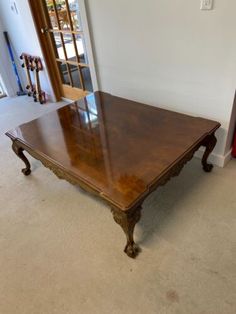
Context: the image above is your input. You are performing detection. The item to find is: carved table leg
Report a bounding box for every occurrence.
[111,206,142,258]
[12,141,31,176]
[201,133,217,172]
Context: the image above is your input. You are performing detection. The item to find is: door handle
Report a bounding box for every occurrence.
[40,27,49,34]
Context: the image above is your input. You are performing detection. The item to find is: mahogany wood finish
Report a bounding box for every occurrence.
[12,141,31,176]
[201,134,217,172]
[6,91,220,258]
[111,206,142,258]
[31,57,46,104]
[20,53,34,96]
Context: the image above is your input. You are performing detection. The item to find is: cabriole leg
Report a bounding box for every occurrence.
[111,206,142,258]
[12,141,31,176]
[201,133,217,172]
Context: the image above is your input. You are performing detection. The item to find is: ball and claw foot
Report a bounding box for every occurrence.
[203,163,213,173]
[22,168,31,176]
[124,243,141,258]
[111,206,142,258]
[12,141,31,176]
[201,133,217,173]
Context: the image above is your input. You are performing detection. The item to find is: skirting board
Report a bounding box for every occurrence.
[194,148,232,168]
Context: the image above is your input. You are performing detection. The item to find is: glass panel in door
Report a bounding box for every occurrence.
[45,0,93,96]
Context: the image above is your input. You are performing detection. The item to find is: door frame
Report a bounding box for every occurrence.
[28,0,98,101]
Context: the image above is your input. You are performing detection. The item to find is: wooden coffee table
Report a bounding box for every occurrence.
[6,92,220,258]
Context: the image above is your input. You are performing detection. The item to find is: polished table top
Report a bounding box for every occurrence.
[7,91,220,210]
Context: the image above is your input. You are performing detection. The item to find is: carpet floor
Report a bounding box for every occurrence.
[0,96,236,314]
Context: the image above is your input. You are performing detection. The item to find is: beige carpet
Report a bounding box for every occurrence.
[0,96,236,314]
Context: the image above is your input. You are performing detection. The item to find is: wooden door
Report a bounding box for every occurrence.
[29,0,97,101]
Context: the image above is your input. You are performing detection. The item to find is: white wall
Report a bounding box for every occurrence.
[0,0,54,99]
[225,92,236,153]
[86,0,236,160]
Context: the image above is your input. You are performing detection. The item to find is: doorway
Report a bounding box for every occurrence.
[29,0,98,101]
